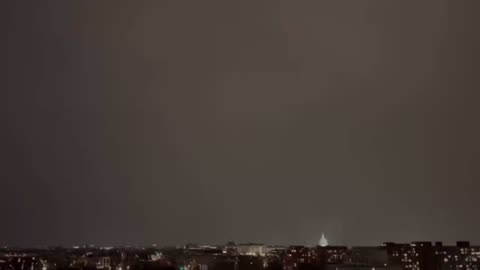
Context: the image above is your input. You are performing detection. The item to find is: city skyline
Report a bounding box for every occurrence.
[2,239,480,270]
[2,235,480,249]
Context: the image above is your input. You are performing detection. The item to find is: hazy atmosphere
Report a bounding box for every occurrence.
[1,1,479,247]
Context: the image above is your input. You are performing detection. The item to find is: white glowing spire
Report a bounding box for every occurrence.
[319,233,328,247]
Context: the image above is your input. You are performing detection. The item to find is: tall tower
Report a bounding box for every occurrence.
[319,233,328,247]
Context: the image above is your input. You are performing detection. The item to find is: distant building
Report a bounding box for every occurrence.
[320,234,329,247]
[77,254,112,270]
[316,246,349,264]
[384,242,410,267]
[0,254,44,270]
[264,246,287,257]
[351,247,388,267]
[383,241,480,270]
[236,244,266,256]
[434,242,480,270]
[284,246,313,270]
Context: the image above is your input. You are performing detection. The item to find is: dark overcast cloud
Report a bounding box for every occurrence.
[1,1,479,247]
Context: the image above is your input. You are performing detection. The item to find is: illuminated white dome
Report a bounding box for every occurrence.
[319,233,328,247]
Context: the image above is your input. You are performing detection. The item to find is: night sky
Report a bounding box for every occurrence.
[1,1,479,247]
